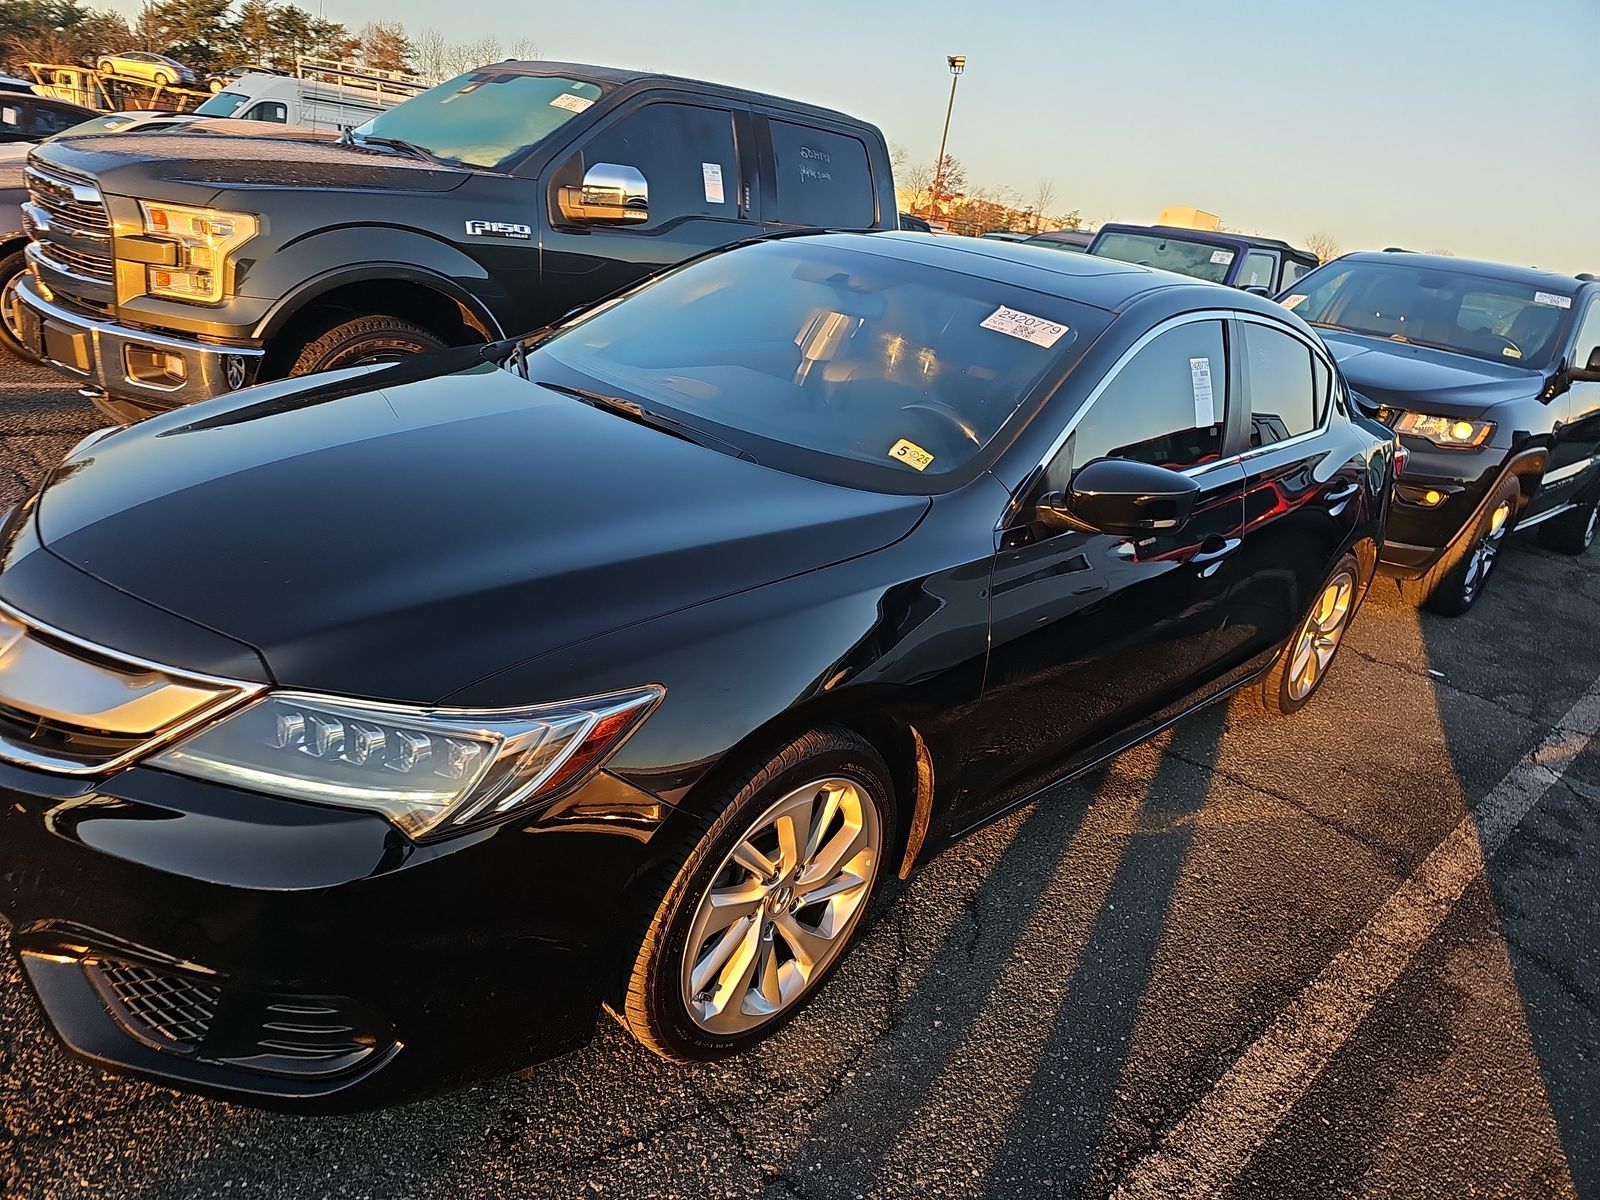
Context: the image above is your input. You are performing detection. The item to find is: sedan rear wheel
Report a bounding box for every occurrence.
[1251,553,1362,717]
[617,728,894,1061]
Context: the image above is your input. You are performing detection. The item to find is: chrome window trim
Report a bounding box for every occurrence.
[1544,457,1598,485]
[0,597,265,777]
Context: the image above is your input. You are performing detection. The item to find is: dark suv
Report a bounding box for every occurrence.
[9,61,897,422]
[1088,223,1318,294]
[1283,251,1600,614]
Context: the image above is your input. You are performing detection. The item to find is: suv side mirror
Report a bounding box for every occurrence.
[558,162,649,225]
[1036,457,1201,537]
[1570,346,1600,384]
[1242,285,1271,297]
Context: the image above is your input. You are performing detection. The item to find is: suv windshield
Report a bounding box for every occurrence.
[1091,231,1237,283]
[528,238,1111,489]
[351,71,605,171]
[1286,259,1576,369]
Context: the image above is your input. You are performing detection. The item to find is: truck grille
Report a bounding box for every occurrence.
[24,160,114,285]
[90,961,223,1049]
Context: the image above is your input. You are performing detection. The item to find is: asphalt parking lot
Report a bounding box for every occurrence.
[0,356,1596,1200]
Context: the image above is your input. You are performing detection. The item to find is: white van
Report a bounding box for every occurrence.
[192,64,426,135]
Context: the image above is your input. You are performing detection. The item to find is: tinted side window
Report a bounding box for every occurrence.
[1569,298,1600,369]
[1062,321,1229,474]
[578,102,739,230]
[768,121,874,228]
[1241,322,1321,445]
[243,101,288,123]
[1240,250,1277,289]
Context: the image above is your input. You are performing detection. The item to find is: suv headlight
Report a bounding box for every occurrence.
[149,686,663,839]
[138,202,258,304]
[1393,412,1496,449]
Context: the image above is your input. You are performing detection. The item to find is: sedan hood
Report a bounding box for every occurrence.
[1319,330,1542,417]
[35,357,928,702]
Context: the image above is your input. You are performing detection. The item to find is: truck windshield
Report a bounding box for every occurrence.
[1285,260,1576,369]
[529,238,1110,490]
[351,71,605,171]
[1091,231,1237,283]
[195,91,248,117]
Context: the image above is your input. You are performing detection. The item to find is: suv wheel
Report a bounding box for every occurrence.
[287,315,448,376]
[616,728,895,1061]
[1400,475,1521,617]
[1537,495,1599,557]
[0,250,38,362]
[1249,553,1361,717]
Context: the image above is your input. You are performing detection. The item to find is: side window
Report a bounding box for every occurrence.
[573,102,739,230]
[1280,260,1312,289]
[768,120,874,229]
[1240,250,1277,290]
[243,101,288,123]
[1241,322,1322,446]
[1569,299,1600,371]
[1056,321,1229,478]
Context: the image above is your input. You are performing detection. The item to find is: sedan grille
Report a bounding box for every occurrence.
[24,160,114,285]
[90,961,223,1048]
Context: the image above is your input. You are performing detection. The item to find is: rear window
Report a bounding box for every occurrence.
[768,121,875,229]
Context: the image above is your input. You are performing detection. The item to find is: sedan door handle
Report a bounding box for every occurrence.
[1325,483,1361,503]
[1191,537,1242,565]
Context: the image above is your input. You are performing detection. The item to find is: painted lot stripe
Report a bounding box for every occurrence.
[1114,676,1600,1200]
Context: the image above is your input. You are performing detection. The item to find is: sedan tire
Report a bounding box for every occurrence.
[616,727,895,1062]
[1249,552,1361,717]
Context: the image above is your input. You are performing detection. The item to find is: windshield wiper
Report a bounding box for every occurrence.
[532,380,755,462]
[346,132,450,166]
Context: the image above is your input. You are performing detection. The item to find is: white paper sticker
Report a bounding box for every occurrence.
[1210,249,1235,265]
[1190,357,1216,428]
[549,92,593,113]
[701,162,725,205]
[1280,294,1308,310]
[979,306,1069,348]
[1534,291,1572,309]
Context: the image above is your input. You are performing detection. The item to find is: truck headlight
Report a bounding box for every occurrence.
[138,202,258,304]
[1393,412,1496,449]
[149,686,663,839]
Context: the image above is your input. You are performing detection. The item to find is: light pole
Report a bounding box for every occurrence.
[930,55,965,219]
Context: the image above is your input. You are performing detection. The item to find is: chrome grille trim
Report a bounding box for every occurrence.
[0,597,264,777]
[25,161,115,285]
[29,238,114,283]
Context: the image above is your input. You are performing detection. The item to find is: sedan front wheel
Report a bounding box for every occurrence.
[616,728,895,1061]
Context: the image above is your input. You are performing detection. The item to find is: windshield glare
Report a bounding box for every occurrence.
[1286,260,1574,369]
[530,240,1109,487]
[1092,231,1236,283]
[353,71,604,171]
[195,90,248,117]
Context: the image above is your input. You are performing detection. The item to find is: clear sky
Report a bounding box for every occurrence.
[110,0,1600,273]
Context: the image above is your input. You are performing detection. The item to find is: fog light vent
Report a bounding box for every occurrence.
[124,345,188,388]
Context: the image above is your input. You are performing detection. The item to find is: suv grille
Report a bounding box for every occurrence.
[91,961,223,1048]
[24,160,113,285]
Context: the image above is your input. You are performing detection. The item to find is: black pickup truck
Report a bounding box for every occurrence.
[7,61,898,421]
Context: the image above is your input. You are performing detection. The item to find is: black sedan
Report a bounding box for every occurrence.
[0,232,1394,1110]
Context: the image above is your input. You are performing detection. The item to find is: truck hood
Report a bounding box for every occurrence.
[34,131,472,200]
[1318,330,1543,418]
[32,353,928,703]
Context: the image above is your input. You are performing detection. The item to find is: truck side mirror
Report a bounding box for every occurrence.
[557,162,649,225]
[1571,346,1600,384]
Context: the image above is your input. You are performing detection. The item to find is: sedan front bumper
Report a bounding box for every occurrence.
[0,758,673,1111]
[11,271,264,421]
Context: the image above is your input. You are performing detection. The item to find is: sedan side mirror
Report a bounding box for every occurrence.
[1570,345,1600,384]
[557,162,649,225]
[1036,457,1201,537]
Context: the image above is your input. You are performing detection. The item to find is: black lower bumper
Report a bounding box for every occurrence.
[0,759,672,1112]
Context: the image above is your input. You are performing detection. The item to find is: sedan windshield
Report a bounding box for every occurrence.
[351,71,605,171]
[1285,260,1576,369]
[1091,231,1237,283]
[529,238,1111,489]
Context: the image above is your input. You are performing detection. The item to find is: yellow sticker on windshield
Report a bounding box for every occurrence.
[1503,346,1522,359]
[889,439,935,472]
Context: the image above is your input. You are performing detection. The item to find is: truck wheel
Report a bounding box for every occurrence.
[287,315,448,377]
[1399,475,1521,617]
[1537,495,1598,556]
[0,251,39,363]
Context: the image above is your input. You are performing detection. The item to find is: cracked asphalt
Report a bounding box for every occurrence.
[1,354,1597,1199]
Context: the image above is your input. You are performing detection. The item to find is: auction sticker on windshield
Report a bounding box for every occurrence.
[888,438,935,471]
[1210,250,1234,265]
[980,306,1069,348]
[1280,294,1308,310]
[549,92,594,113]
[1535,292,1572,308]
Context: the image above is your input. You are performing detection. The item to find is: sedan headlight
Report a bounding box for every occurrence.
[1393,412,1496,449]
[150,686,663,839]
[138,202,258,304]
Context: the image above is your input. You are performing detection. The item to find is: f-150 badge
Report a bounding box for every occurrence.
[465,220,532,239]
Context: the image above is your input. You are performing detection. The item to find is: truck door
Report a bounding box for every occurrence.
[750,113,884,233]
[534,96,758,333]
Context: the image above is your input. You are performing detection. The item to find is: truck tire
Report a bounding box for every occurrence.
[1399,474,1521,617]
[0,250,39,363]
[1537,495,1598,556]
[287,315,448,377]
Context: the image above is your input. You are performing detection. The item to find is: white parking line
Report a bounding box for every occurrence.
[1114,677,1600,1200]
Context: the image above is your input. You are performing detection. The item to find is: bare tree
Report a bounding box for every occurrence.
[443,35,501,77]
[1305,231,1340,264]
[889,142,909,172]
[413,27,448,80]
[930,153,967,199]
[1054,208,1083,231]
[1030,179,1057,231]
[900,160,934,208]
[507,37,540,61]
